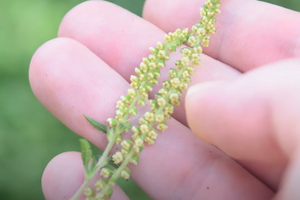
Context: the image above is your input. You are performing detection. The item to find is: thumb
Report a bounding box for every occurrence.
[185,58,300,199]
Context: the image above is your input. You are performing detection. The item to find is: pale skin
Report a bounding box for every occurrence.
[29,0,300,199]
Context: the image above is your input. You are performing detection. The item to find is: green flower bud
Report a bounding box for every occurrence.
[158,88,168,96]
[157,97,166,107]
[148,129,158,140]
[165,104,174,114]
[121,168,131,180]
[149,78,158,85]
[121,148,130,156]
[183,76,191,84]
[180,48,192,57]
[133,144,144,154]
[121,95,132,104]
[107,118,117,127]
[139,117,148,125]
[140,62,149,73]
[130,155,139,165]
[105,188,113,199]
[155,114,164,122]
[157,42,165,50]
[127,88,136,98]
[121,140,132,150]
[164,112,171,120]
[112,151,123,164]
[145,83,153,92]
[170,78,180,88]
[144,112,155,122]
[157,60,165,68]
[139,73,148,81]
[140,124,149,133]
[149,54,157,62]
[149,47,158,54]
[163,80,171,89]
[94,193,105,200]
[130,75,140,84]
[116,135,122,144]
[147,72,154,80]
[142,57,150,64]
[100,167,113,178]
[134,138,144,147]
[137,98,145,106]
[140,91,148,99]
[157,121,168,131]
[168,68,178,79]
[84,187,94,197]
[129,107,137,116]
[94,179,108,191]
[116,108,125,117]
[135,67,142,76]
[168,44,176,52]
[153,68,161,78]
[187,36,197,47]
[148,62,157,70]
[149,100,158,109]
[179,82,188,90]
[164,34,172,43]
[145,136,155,145]
[132,126,140,134]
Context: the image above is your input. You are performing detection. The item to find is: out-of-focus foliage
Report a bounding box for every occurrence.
[0,0,299,199]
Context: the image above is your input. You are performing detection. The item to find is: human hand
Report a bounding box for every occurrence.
[29,0,300,199]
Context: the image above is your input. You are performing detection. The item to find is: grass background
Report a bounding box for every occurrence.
[0,0,299,199]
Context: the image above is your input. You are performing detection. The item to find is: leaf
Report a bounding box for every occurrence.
[79,139,93,172]
[84,115,108,134]
[89,155,97,171]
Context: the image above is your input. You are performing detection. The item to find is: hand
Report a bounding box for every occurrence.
[29,0,300,199]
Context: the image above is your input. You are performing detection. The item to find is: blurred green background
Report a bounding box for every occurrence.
[0,0,299,199]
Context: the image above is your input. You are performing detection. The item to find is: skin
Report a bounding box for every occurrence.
[29,0,300,199]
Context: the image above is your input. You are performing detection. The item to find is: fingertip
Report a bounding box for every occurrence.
[42,152,130,200]
[185,81,222,140]
[42,152,84,200]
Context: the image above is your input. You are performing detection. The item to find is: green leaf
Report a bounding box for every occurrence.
[79,139,93,173]
[89,155,97,171]
[84,115,108,134]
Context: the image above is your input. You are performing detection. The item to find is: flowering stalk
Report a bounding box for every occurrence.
[70,0,221,199]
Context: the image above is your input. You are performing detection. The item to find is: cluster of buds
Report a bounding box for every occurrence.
[192,0,221,47]
[74,0,221,200]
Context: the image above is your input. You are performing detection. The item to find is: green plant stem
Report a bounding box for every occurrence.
[99,85,181,197]
[70,132,116,200]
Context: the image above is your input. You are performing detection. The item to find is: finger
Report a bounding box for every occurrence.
[58,0,241,126]
[143,0,300,72]
[42,152,129,200]
[186,58,300,190]
[275,150,300,200]
[30,38,273,199]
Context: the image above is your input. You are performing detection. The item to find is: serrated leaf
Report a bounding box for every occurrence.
[84,115,108,134]
[79,139,93,172]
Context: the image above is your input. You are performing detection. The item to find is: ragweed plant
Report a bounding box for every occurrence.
[70,0,221,199]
